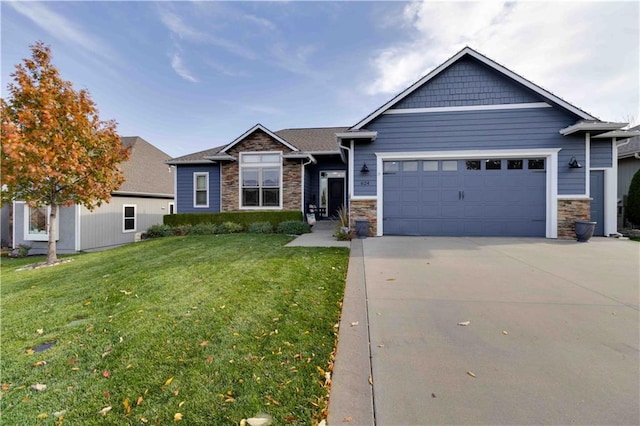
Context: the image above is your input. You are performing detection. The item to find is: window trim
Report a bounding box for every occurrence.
[239,152,283,210]
[122,204,137,233]
[23,204,58,241]
[168,202,175,215]
[193,172,209,208]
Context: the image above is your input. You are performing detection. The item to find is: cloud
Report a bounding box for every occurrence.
[364,1,639,121]
[170,49,198,83]
[242,14,277,31]
[206,61,249,78]
[7,1,117,64]
[157,7,257,60]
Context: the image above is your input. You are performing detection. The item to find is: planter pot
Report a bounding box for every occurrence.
[575,220,597,242]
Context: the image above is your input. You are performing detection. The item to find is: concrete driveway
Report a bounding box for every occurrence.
[328,237,639,425]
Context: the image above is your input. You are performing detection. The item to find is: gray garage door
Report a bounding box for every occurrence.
[383,158,546,236]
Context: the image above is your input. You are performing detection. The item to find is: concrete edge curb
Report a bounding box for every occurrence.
[327,239,375,425]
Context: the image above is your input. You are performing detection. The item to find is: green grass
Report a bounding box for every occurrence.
[1,235,349,425]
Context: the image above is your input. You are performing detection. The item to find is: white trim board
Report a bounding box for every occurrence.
[384,102,551,115]
[373,148,560,238]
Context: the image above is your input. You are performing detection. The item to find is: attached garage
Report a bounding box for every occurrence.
[382,157,547,237]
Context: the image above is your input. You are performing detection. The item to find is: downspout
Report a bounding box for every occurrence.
[301,157,313,214]
[338,140,353,228]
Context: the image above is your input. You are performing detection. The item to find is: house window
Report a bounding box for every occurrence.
[194,173,209,208]
[168,202,175,214]
[240,153,282,208]
[123,205,137,232]
[24,205,58,241]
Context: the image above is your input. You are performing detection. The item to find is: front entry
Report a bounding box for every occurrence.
[327,178,345,218]
[590,170,605,236]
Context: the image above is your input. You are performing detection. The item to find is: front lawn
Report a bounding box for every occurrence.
[0,234,349,425]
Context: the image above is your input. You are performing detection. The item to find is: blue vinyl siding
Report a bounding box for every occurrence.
[175,164,220,213]
[393,57,542,109]
[590,141,612,168]
[353,106,584,196]
[306,157,347,206]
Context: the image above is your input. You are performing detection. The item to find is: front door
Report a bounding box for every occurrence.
[590,170,605,236]
[327,178,345,218]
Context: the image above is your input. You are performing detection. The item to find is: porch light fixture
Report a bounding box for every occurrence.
[568,156,582,169]
[361,163,370,173]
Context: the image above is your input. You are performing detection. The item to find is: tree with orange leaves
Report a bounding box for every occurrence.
[1,42,130,264]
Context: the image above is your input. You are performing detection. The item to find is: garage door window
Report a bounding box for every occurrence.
[485,159,502,170]
[423,161,438,172]
[384,162,400,173]
[442,161,458,171]
[528,159,545,170]
[508,160,523,170]
[402,161,418,172]
[465,160,481,170]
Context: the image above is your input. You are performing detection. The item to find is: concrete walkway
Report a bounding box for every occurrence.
[285,220,350,248]
[328,237,639,425]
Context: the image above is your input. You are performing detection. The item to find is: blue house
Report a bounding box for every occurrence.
[168,47,637,238]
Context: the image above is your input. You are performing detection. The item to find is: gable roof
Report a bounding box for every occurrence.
[167,126,347,164]
[116,137,174,197]
[275,127,348,153]
[220,123,298,153]
[352,46,597,130]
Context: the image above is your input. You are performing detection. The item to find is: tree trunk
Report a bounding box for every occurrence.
[47,203,58,264]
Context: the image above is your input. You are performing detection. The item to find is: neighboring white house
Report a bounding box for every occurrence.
[12,136,174,254]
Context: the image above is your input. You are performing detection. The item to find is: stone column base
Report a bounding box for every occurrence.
[349,199,377,236]
[557,198,591,239]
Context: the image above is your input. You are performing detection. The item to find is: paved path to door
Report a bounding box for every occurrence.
[328,237,639,425]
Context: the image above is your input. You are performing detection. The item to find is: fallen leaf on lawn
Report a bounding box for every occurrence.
[98,406,112,416]
[33,360,47,367]
[84,301,91,306]
[502,330,509,335]
[467,371,477,378]
[126,364,132,369]
[31,384,47,391]
[23,397,30,402]
[457,321,470,326]
[53,410,66,418]
[179,401,185,407]
[164,377,174,386]
[316,366,326,376]
[265,395,280,406]
[173,390,179,396]
[71,367,79,371]
[140,418,148,423]
[36,329,44,335]
[102,370,111,378]
[123,398,131,414]
[174,412,183,421]
[199,340,209,347]
[343,416,353,422]
[37,413,48,419]
[284,416,296,423]
[26,349,35,355]
[205,356,214,364]
[104,391,110,398]
[319,420,327,426]
[225,397,235,403]
[68,358,77,364]
[246,413,273,426]
[350,321,359,327]
[120,290,132,295]
[1,384,10,391]
[137,396,144,406]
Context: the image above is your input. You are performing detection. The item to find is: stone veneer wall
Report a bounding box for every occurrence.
[350,199,377,236]
[557,199,591,238]
[221,130,300,212]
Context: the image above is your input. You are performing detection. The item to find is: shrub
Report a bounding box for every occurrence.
[145,224,172,238]
[277,221,311,235]
[627,169,640,227]
[189,223,217,235]
[172,225,192,236]
[333,226,352,241]
[164,211,302,229]
[248,221,273,234]
[9,244,31,258]
[336,205,349,228]
[217,222,243,234]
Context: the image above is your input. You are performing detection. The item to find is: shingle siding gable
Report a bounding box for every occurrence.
[392,57,542,109]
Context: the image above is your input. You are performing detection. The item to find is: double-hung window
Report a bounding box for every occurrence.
[194,173,209,208]
[240,153,282,208]
[123,204,137,232]
[23,204,58,241]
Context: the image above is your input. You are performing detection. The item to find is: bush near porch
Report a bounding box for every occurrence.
[164,211,303,229]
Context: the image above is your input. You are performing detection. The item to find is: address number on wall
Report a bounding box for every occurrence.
[360,181,371,186]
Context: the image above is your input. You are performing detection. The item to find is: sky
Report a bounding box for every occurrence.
[2,1,639,158]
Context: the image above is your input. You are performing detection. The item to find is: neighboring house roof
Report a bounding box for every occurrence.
[351,46,598,130]
[167,126,348,164]
[618,126,640,159]
[116,136,174,197]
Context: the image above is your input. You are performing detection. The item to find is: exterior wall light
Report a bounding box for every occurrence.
[361,163,370,173]
[568,156,582,168]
